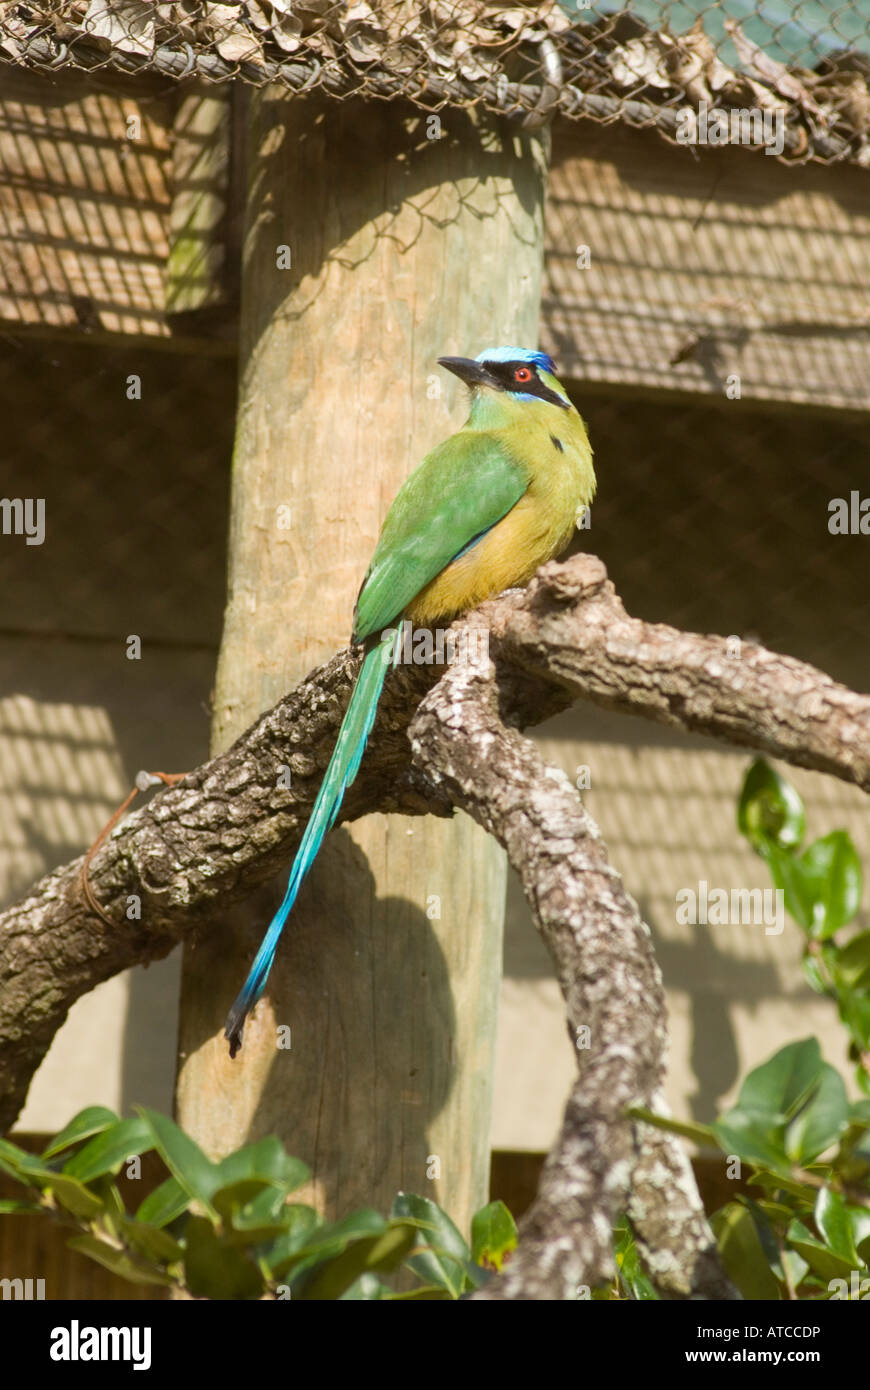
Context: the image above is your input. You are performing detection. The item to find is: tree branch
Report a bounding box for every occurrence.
[408,649,737,1299]
[484,554,870,793]
[628,1096,741,1300]
[1,544,867,1262]
[0,648,450,1133]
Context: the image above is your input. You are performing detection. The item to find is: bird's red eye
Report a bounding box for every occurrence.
[514,366,532,383]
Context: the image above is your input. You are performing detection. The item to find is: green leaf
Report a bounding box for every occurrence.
[184,1216,264,1299]
[47,1175,108,1220]
[711,1203,781,1300]
[799,832,863,939]
[390,1193,469,1298]
[214,1179,279,1219]
[460,1257,490,1290]
[613,1218,659,1300]
[833,932,870,990]
[135,1176,190,1228]
[747,1168,817,1203]
[471,1200,518,1273]
[0,1142,106,1218]
[42,1107,119,1159]
[292,1209,386,1262]
[738,759,805,853]
[840,990,870,1051]
[297,1221,418,1300]
[787,1218,857,1282]
[136,1108,220,1216]
[91,1176,126,1236]
[736,1039,823,1119]
[764,833,862,938]
[848,1206,870,1255]
[215,1182,288,1240]
[762,843,816,932]
[68,1235,174,1288]
[801,952,829,996]
[263,1206,334,1278]
[339,1273,392,1300]
[814,1188,859,1264]
[0,1137,55,1180]
[785,1064,849,1163]
[781,1248,810,1291]
[754,1196,802,1226]
[0,1143,106,1220]
[835,1112,870,1182]
[119,1216,184,1266]
[716,1040,847,1173]
[713,1111,791,1174]
[215,1137,309,1193]
[62,1117,154,1182]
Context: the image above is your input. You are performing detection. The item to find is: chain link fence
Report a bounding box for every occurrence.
[0,2,868,164]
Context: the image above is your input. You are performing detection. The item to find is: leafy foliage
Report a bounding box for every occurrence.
[5,757,868,1301]
[0,1106,519,1299]
[631,759,870,1300]
[737,759,867,1090]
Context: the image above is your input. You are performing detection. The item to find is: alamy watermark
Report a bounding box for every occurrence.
[676,101,785,157]
[1,1276,45,1299]
[380,620,489,668]
[0,497,44,545]
[49,1321,151,1370]
[676,880,784,935]
[828,492,870,534]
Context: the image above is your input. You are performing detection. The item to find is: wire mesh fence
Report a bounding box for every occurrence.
[0,2,868,164]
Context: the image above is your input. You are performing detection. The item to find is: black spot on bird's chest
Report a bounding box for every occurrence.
[550,434,564,453]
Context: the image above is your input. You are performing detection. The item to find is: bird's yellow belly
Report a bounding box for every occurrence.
[405,491,574,627]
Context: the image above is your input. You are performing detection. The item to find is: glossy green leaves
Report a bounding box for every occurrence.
[0,1107,515,1299]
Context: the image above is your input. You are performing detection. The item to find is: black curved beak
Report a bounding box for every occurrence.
[437,356,500,390]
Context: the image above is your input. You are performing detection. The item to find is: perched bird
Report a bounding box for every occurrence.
[225,347,595,1056]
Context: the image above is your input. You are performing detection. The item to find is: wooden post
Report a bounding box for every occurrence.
[175,93,548,1234]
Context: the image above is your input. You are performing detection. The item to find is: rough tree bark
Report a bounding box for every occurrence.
[407,649,739,1300]
[3,553,869,1294]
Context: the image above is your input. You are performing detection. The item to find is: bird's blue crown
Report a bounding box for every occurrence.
[475,346,558,375]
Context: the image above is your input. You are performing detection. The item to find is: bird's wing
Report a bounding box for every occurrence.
[352,431,529,642]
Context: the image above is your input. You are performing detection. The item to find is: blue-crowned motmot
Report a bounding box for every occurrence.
[225,347,595,1055]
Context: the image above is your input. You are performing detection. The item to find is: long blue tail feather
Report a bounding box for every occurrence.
[225,636,392,1056]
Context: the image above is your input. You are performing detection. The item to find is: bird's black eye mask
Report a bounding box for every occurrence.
[483,360,571,410]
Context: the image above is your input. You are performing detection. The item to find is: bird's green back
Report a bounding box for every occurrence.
[352,431,529,642]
